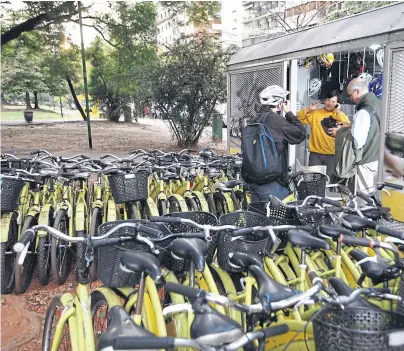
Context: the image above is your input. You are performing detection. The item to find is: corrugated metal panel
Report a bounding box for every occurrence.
[229,3,404,68]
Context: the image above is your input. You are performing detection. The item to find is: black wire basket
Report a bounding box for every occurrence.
[0,177,25,212]
[108,171,149,204]
[293,172,327,199]
[216,211,273,273]
[97,220,170,288]
[164,211,218,269]
[313,307,404,351]
[248,201,301,225]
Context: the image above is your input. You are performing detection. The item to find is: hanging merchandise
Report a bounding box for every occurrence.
[351,52,366,75]
[377,48,384,67]
[317,53,334,68]
[308,78,322,97]
[369,74,383,99]
[302,56,316,68]
[358,72,373,84]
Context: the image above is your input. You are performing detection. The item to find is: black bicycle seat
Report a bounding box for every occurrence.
[120,251,161,281]
[162,171,179,180]
[221,180,245,189]
[319,225,355,239]
[341,215,376,231]
[171,238,206,272]
[361,209,385,221]
[287,229,330,250]
[191,308,244,346]
[208,172,222,179]
[328,277,378,309]
[228,251,264,271]
[249,265,298,303]
[349,250,389,285]
[98,306,156,350]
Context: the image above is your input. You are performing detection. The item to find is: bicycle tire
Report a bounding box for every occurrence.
[230,191,241,211]
[15,215,37,294]
[42,294,71,351]
[0,213,18,294]
[213,192,228,217]
[37,236,52,286]
[91,290,112,347]
[75,231,87,284]
[206,193,217,216]
[185,197,199,211]
[130,202,141,219]
[89,207,102,282]
[37,208,54,286]
[158,199,167,216]
[51,210,72,285]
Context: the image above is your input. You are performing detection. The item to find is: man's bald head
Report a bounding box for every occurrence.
[347,78,369,103]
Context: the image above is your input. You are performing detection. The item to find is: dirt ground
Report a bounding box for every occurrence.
[1,118,227,154]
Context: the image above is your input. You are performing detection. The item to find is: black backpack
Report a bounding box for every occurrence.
[241,113,281,184]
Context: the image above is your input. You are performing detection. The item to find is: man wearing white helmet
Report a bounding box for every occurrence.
[241,85,306,202]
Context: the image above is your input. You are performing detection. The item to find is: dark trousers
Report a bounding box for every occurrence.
[309,152,335,179]
[248,181,289,203]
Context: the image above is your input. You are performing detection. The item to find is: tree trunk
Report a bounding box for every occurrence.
[25,92,32,110]
[66,75,87,121]
[59,96,64,118]
[33,91,39,109]
[123,105,131,123]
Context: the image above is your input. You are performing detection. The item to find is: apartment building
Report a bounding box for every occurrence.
[156,3,223,50]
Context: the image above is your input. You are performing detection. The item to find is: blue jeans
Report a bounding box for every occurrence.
[248,181,289,203]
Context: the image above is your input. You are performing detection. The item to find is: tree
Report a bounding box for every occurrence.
[325,1,394,21]
[152,32,234,147]
[161,1,221,26]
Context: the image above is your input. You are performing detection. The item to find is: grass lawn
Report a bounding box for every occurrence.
[0,106,86,122]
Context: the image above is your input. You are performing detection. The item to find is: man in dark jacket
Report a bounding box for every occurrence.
[245,85,306,202]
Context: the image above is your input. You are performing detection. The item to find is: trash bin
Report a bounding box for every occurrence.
[24,111,33,123]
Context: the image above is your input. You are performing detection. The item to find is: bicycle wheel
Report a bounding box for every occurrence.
[42,295,72,351]
[91,290,112,347]
[0,213,18,294]
[89,207,102,282]
[185,197,199,211]
[37,208,54,286]
[206,193,217,215]
[213,192,228,217]
[51,210,72,285]
[15,215,37,294]
[157,199,167,215]
[75,231,87,284]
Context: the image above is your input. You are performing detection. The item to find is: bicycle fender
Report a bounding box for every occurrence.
[75,202,86,232]
[0,213,12,243]
[92,287,122,308]
[107,199,117,222]
[27,205,41,218]
[169,194,188,212]
[146,197,159,216]
[38,204,53,238]
[222,192,235,213]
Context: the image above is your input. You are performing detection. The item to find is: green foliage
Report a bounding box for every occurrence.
[325,1,394,21]
[161,1,221,25]
[151,32,234,147]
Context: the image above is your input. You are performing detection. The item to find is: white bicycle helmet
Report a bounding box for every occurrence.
[259,85,289,106]
[358,72,373,84]
[377,49,384,67]
[308,78,322,97]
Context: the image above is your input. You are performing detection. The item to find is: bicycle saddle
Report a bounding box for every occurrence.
[98,306,157,351]
[228,251,264,271]
[162,171,179,180]
[191,307,244,346]
[208,171,222,179]
[120,251,161,281]
[328,277,378,309]
[171,238,206,272]
[319,225,355,239]
[349,250,390,285]
[361,209,386,221]
[249,265,298,303]
[341,215,376,231]
[287,229,330,250]
[221,180,245,189]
